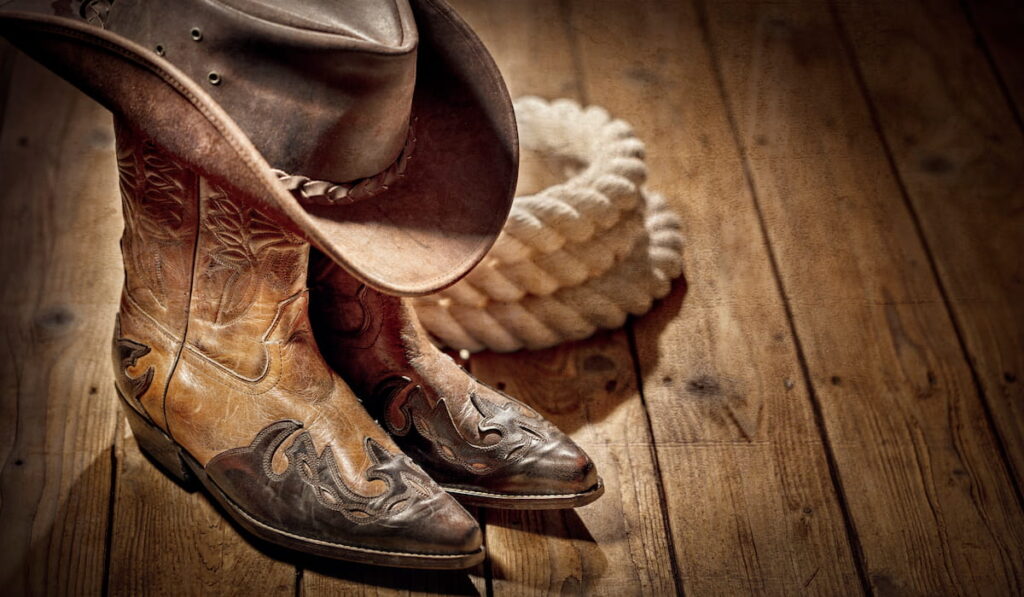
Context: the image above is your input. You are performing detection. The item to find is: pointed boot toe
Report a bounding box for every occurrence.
[476,427,602,500]
[371,379,605,510]
[398,491,483,554]
[411,386,606,509]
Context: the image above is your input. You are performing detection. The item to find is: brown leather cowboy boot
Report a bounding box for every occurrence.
[309,255,605,509]
[112,122,482,568]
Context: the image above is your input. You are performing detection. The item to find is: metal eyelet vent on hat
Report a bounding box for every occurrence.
[154,44,165,56]
[208,72,222,86]
[79,0,111,27]
[190,27,203,41]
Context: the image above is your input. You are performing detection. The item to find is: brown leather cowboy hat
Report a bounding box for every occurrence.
[0,0,518,295]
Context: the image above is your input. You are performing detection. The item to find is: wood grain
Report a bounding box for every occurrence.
[302,563,484,597]
[836,0,1024,488]
[107,426,296,595]
[702,0,1024,593]
[454,1,679,595]
[567,1,864,594]
[0,40,15,137]
[964,0,1024,119]
[0,56,122,595]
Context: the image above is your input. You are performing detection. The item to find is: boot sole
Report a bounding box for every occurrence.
[442,479,605,510]
[116,390,485,569]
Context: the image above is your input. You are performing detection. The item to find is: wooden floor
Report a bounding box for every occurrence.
[2,0,1023,594]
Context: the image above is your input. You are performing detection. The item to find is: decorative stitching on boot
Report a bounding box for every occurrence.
[374,375,546,475]
[373,375,417,436]
[203,185,305,327]
[113,314,155,420]
[116,125,193,312]
[208,420,441,524]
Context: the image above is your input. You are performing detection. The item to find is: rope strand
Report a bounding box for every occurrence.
[412,97,685,353]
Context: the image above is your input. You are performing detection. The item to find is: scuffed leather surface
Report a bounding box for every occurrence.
[310,252,600,497]
[112,122,198,431]
[0,0,518,295]
[115,121,199,328]
[206,420,480,553]
[113,314,155,416]
[109,123,479,555]
[104,0,416,183]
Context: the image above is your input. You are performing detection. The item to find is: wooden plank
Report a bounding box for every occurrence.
[302,504,485,594]
[702,0,1024,593]
[108,425,297,594]
[837,0,1024,488]
[303,562,484,596]
[453,1,679,595]
[567,1,864,594]
[964,0,1024,119]
[0,40,16,136]
[0,56,121,595]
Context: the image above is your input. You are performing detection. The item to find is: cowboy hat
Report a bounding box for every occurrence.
[0,0,518,295]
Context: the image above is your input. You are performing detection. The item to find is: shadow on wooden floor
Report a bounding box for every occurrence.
[0,448,112,595]
[471,272,688,437]
[153,454,487,595]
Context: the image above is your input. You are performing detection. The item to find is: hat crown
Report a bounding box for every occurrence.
[214,0,407,45]
[104,0,418,183]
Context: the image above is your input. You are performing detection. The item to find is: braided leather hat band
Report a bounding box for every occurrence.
[272,120,418,207]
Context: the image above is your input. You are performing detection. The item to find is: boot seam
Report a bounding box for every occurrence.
[121,292,181,342]
[441,481,603,500]
[116,294,182,429]
[160,169,204,442]
[177,343,285,396]
[179,289,306,384]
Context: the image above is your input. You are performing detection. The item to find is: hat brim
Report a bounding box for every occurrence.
[0,0,517,296]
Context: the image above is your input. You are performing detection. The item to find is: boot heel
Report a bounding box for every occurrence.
[117,391,198,491]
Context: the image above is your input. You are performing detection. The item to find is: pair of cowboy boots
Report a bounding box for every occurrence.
[111,122,602,569]
[1,0,603,569]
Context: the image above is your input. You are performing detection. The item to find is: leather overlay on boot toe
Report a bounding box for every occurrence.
[373,376,603,507]
[205,419,482,556]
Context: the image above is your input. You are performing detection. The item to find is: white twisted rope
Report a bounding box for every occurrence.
[413,191,684,353]
[435,97,648,304]
[412,97,685,353]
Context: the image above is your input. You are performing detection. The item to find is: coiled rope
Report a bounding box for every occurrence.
[412,97,685,352]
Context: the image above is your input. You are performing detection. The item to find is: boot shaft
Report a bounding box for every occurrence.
[109,121,413,476]
[112,120,311,434]
[309,252,439,395]
[114,120,199,331]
